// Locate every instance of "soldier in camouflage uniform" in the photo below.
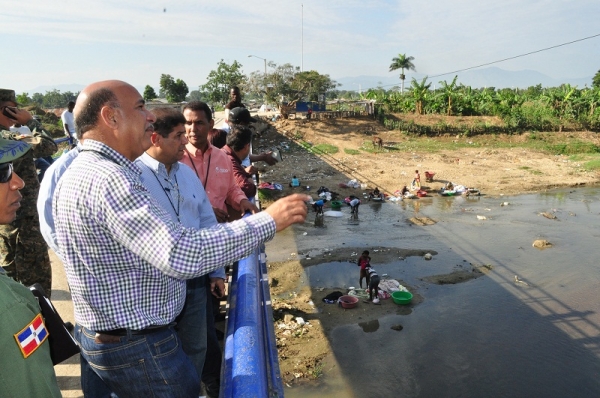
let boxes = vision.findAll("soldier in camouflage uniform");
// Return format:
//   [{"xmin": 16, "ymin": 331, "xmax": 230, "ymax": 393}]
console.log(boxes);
[{"xmin": 0, "ymin": 89, "xmax": 57, "ymax": 296}]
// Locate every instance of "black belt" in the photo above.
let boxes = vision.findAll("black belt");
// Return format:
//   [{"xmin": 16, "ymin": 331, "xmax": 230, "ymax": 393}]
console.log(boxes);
[{"xmin": 96, "ymin": 324, "xmax": 171, "ymax": 336}]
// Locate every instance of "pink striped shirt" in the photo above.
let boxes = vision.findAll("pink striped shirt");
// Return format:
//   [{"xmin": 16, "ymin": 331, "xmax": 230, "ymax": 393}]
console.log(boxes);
[{"xmin": 181, "ymin": 143, "xmax": 247, "ymax": 212}]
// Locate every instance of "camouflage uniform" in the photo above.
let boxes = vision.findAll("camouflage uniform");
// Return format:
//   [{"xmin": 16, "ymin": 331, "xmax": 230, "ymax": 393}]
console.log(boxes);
[{"xmin": 0, "ymin": 89, "xmax": 57, "ymax": 296}]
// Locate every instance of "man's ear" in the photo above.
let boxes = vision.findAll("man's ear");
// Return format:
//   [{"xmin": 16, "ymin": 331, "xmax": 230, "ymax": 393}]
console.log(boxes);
[
  {"xmin": 150, "ymin": 132, "xmax": 161, "ymax": 147},
  {"xmin": 100, "ymin": 106, "xmax": 118, "ymax": 129},
  {"xmin": 209, "ymin": 118, "xmax": 214, "ymax": 129}
]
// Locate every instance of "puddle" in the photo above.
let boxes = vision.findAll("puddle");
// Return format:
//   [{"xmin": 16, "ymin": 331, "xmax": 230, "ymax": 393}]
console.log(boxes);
[{"xmin": 271, "ymin": 187, "xmax": 600, "ymax": 397}]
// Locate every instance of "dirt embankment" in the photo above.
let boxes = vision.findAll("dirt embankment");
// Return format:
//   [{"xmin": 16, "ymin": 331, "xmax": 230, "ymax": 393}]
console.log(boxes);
[
  {"xmin": 254, "ymin": 115, "xmax": 600, "ymax": 201},
  {"xmin": 252, "ymin": 115, "xmax": 600, "ymax": 387}
]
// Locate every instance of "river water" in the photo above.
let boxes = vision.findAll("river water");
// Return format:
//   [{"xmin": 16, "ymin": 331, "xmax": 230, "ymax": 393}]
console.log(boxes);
[{"xmin": 267, "ymin": 187, "xmax": 600, "ymax": 398}]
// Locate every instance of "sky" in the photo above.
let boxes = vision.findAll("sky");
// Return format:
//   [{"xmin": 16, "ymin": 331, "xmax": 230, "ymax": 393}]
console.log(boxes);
[{"xmin": 1, "ymin": 0, "xmax": 599, "ymax": 94}]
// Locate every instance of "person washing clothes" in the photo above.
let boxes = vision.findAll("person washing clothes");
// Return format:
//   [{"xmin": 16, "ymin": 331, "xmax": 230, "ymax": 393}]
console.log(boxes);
[
  {"xmin": 366, "ymin": 264, "xmax": 381, "ymax": 303},
  {"xmin": 358, "ymin": 250, "xmax": 371, "ymax": 289},
  {"xmin": 289, "ymin": 175, "xmax": 300, "ymax": 187}
]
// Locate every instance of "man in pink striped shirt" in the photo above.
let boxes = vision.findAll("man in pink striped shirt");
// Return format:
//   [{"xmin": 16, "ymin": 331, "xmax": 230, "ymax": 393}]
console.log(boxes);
[{"xmin": 181, "ymin": 101, "xmax": 258, "ymax": 223}]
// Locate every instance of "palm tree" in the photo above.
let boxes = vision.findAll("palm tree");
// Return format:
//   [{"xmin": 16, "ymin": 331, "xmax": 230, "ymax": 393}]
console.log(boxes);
[{"xmin": 389, "ymin": 54, "xmax": 416, "ymax": 94}]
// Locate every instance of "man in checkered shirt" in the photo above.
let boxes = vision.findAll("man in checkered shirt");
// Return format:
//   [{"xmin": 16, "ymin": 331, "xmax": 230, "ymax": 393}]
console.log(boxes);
[{"xmin": 52, "ymin": 80, "xmax": 309, "ymax": 397}]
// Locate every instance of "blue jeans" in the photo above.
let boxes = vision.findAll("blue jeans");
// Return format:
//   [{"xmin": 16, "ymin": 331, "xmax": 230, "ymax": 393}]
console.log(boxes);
[
  {"xmin": 175, "ymin": 276, "xmax": 208, "ymax": 384},
  {"xmin": 76, "ymin": 327, "xmax": 114, "ymax": 398},
  {"xmin": 76, "ymin": 325, "xmax": 199, "ymax": 398},
  {"xmin": 202, "ymin": 281, "xmax": 222, "ymax": 396}
]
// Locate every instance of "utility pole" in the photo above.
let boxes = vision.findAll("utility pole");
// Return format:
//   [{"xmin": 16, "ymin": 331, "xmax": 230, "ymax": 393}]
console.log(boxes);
[
  {"xmin": 248, "ymin": 55, "xmax": 268, "ymax": 104},
  {"xmin": 301, "ymin": 4, "xmax": 304, "ymax": 72}
]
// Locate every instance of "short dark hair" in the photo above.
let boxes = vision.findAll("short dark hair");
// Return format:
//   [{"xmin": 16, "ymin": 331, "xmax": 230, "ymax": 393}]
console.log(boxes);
[
  {"xmin": 208, "ymin": 128, "xmax": 227, "ymax": 149},
  {"xmin": 152, "ymin": 107, "xmax": 186, "ymax": 138},
  {"xmin": 67, "ymin": 101, "xmax": 75, "ymax": 107},
  {"xmin": 230, "ymin": 86, "xmax": 240, "ymax": 93},
  {"xmin": 75, "ymin": 88, "xmax": 119, "ymax": 138},
  {"xmin": 362, "ymin": 250, "xmax": 369, "ymax": 256},
  {"xmin": 182, "ymin": 101, "xmax": 212, "ymax": 122},
  {"xmin": 226, "ymin": 125, "xmax": 253, "ymax": 152}
]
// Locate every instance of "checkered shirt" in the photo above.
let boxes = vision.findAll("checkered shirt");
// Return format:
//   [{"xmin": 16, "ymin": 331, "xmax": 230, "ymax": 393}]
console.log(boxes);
[{"xmin": 53, "ymin": 140, "xmax": 275, "ymax": 331}]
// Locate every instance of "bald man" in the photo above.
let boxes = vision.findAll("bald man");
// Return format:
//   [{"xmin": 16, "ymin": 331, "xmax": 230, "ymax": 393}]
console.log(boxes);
[{"xmin": 52, "ymin": 80, "xmax": 309, "ymax": 396}]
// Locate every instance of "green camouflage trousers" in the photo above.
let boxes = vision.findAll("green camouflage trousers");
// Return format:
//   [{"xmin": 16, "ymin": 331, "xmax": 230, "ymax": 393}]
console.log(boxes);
[{"xmin": 0, "ymin": 215, "xmax": 52, "ymax": 297}]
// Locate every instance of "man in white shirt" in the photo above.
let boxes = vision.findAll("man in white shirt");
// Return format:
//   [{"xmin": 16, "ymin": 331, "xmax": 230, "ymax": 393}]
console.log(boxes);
[
  {"xmin": 60, "ymin": 101, "xmax": 76, "ymax": 146},
  {"xmin": 9, "ymin": 123, "xmax": 32, "ymax": 136}
]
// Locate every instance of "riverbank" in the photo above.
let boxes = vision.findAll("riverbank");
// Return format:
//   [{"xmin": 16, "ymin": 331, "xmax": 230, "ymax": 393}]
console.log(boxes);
[{"xmin": 255, "ymin": 116, "xmax": 600, "ymax": 388}]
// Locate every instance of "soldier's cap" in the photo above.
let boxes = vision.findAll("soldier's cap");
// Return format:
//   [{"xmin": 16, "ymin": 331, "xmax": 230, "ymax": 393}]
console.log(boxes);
[
  {"xmin": 0, "ymin": 89, "xmax": 16, "ymax": 104},
  {"xmin": 229, "ymin": 107, "xmax": 257, "ymax": 124},
  {"xmin": 0, "ymin": 137, "xmax": 31, "ymax": 164}
]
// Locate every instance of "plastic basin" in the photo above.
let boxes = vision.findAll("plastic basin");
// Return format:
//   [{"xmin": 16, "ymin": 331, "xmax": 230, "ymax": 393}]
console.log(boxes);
[
  {"xmin": 338, "ymin": 295, "xmax": 359, "ymax": 309},
  {"xmin": 392, "ymin": 291, "xmax": 413, "ymax": 305},
  {"xmin": 330, "ymin": 200, "xmax": 343, "ymax": 210}
]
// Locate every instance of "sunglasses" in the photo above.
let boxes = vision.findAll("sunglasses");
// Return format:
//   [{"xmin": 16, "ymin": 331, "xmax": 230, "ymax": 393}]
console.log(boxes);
[{"xmin": 0, "ymin": 162, "xmax": 14, "ymax": 183}]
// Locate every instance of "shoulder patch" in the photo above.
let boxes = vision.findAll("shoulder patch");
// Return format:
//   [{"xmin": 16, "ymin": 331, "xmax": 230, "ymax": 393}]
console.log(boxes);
[{"xmin": 14, "ymin": 313, "xmax": 49, "ymax": 358}]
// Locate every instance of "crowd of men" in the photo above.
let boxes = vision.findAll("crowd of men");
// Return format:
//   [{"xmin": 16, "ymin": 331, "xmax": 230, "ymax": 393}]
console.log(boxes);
[{"xmin": 0, "ymin": 81, "xmax": 309, "ymax": 397}]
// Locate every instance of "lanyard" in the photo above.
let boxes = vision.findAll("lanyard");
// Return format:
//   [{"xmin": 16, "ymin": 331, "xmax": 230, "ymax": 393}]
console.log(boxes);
[
  {"xmin": 150, "ymin": 169, "xmax": 180, "ymax": 221},
  {"xmin": 185, "ymin": 148, "xmax": 211, "ymax": 187}
]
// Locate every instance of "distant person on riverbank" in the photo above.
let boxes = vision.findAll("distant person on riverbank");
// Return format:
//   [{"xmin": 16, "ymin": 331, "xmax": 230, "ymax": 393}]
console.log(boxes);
[
  {"xmin": 411, "ymin": 170, "xmax": 421, "ymax": 191},
  {"xmin": 224, "ymin": 86, "xmax": 245, "ymax": 126},
  {"xmin": 358, "ymin": 250, "xmax": 371, "ymax": 289},
  {"xmin": 312, "ymin": 198, "xmax": 326, "ymax": 215},
  {"xmin": 290, "ymin": 175, "xmax": 300, "ymax": 187},
  {"xmin": 365, "ymin": 264, "xmax": 381, "ymax": 303},
  {"xmin": 61, "ymin": 101, "xmax": 76, "ymax": 146}
]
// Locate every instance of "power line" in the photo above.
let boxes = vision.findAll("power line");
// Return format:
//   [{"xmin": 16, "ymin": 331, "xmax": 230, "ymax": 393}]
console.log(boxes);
[
  {"xmin": 429, "ymin": 32, "xmax": 600, "ymax": 79},
  {"xmin": 361, "ymin": 32, "xmax": 600, "ymax": 90}
]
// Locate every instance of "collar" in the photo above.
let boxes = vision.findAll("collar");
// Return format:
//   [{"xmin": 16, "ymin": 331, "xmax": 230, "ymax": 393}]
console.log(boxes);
[
  {"xmin": 138, "ymin": 152, "xmax": 179, "ymax": 176},
  {"xmin": 82, "ymin": 139, "xmax": 142, "ymax": 175},
  {"xmin": 185, "ymin": 142, "xmax": 214, "ymax": 157},
  {"xmin": 222, "ymin": 145, "xmax": 242, "ymax": 163}
]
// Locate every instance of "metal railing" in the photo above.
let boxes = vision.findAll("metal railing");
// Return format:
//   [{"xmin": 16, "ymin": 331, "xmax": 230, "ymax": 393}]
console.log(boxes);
[{"xmin": 221, "ymin": 244, "xmax": 284, "ymax": 397}]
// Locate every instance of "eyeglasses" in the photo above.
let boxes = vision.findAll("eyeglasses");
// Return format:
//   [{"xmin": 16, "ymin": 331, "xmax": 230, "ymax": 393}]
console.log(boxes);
[{"xmin": 0, "ymin": 162, "xmax": 14, "ymax": 183}]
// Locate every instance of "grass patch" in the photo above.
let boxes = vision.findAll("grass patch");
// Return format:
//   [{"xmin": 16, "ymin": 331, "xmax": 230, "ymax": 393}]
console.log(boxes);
[
  {"xmin": 344, "ymin": 148, "xmax": 360, "ymax": 155},
  {"xmin": 257, "ymin": 189, "xmax": 273, "ymax": 202},
  {"xmin": 583, "ymin": 158, "xmax": 600, "ymax": 171},
  {"xmin": 312, "ymin": 144, "xmax": 339, "ymax": 154},
  {"xmin": 299, "ymin": 141, "xmax": 313, "ymax": 150},
  {"xmin": 518, "ymin": 166, "xmax": 542, "ymax": 175},
  {"xmin": 310, "ymin": 362, "xmax": 324, "ymax": 379}
]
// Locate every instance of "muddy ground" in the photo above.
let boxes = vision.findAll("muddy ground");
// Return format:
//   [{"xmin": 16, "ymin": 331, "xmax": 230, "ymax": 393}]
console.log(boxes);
[{"xmin": 251, "ymin": 114, "xmax": 600, "ymax": 386}]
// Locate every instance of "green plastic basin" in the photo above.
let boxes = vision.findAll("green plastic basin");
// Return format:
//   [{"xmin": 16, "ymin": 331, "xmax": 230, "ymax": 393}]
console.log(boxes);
[{"xmin": 392, "ymin": 290, "xmax": 413, "ymax": 305}]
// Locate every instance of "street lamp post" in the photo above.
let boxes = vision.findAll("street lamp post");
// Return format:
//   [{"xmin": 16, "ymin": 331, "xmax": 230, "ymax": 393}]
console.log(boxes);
[{"xmin": 248, "ymin": 55, "xmax": 267, "ymax": 105}]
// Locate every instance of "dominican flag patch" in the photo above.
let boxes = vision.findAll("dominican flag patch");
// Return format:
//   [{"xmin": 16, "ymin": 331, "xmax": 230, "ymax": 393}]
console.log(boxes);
[{"xmin": 14, "ymin": 313, "xmax": 49, "ymax": 358}]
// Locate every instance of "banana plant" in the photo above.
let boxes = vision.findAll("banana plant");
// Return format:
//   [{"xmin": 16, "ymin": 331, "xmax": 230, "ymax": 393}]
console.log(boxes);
[
  {"xmin": 410, "ymin": 77, "xmax": 432, "ymax": 115},
  {"xmin": 438, "ymin": 75, "xmax": 459, "ymax": 116}
]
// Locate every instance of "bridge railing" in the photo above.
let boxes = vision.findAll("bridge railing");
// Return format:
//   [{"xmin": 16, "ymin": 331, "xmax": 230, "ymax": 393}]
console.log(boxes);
[{"xmin": 221, "ymin": 243, "xmax": 284, "ymax": 398}]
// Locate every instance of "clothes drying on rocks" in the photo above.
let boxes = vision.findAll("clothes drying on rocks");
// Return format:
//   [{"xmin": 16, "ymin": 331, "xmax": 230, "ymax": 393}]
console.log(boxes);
[{"xmin": 322, "ymin": 291, "xmax": 344, "ymax": 303}]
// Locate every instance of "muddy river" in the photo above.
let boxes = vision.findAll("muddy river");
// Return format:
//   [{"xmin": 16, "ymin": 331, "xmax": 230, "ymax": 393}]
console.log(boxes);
[{"xmin": 266, "ymin": 188, "xmax": 600, "ymax": 397}]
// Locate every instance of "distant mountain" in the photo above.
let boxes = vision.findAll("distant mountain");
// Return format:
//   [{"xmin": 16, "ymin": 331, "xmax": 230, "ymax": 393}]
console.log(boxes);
[
  {"xmin": 26, "ymin": 84, "xmax": 86, "ymax": 94},
  {"xmin": 335, "ymin": 67, "xmax": 593, "ymax": 91},
  {"xmin": 24, "ymin": 84, "xmax": 150, "ymax": 97}
]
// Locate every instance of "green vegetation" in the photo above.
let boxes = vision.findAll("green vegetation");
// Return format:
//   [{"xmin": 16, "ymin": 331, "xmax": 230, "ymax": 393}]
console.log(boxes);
[
  {"xmin": 371, "ymin": 80, "xmax": 600, "ymax": 133},
  {"xmin": 583, "ymin": 158, "xmax": 600, "ymax": 171},
  {"xmin": 519, "ymin": 166, "xmax": 543, "ymax": 175},
  {"xmin": 344, "ymin": 148, "xmax": 361, "ymax": 155},
  {"xmin": 312, "ymin": 144, "xmax": 339, "ymax": 154},
  {"xmin": 201, "ymin": 59, "xmax": 246, "ymax": 104},
  {"xmin": 310, "ymin": 362, "xmax": 324, "ymax": 379},
  {"xmin": 159, "ymin": 74, "xmax": 189, "ymax": 103},
  {"xmin": 143, "ymin": 85, "xmax": 157, "ymax": 101},
  {"xmin": 389, "ymin": 53, "xmax": 416, "ymax": 94}
]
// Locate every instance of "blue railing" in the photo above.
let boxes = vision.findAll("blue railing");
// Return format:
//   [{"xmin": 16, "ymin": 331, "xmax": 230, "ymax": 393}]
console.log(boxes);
[
  {"xmin": 221, "ymin": 243, "xmax": 284, "ymax": 398},
  {"xmin": 54, "ymin": 136, "xmax": 71, "ymax": 144}
]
